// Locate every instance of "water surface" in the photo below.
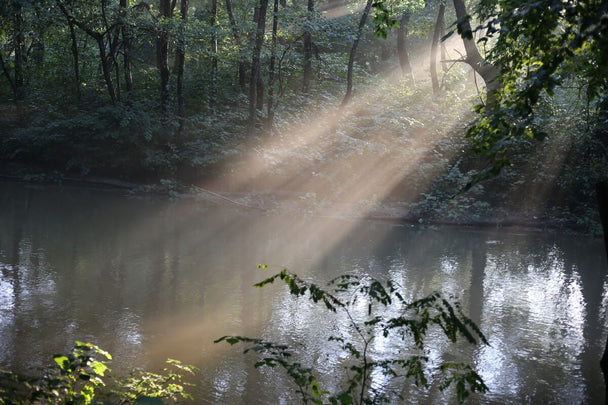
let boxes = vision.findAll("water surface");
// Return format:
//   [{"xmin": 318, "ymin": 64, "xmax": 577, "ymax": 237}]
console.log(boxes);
[{"xmin": 0, "ymin": 182, "xmax": 606, "ymax": 403}]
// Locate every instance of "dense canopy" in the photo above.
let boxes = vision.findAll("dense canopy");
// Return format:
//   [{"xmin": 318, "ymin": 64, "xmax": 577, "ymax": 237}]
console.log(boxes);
[{"xmin": 1, "ymin": 0, "xmax": 607, "ymax": 230}]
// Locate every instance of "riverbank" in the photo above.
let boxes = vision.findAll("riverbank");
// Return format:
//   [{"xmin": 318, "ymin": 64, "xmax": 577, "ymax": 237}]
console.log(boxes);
[
  {"xmin": 1, "ymin": 173, "xmax": 592, "ymax": 235},
  {"xmin": 190, "ymin": 187, "xmax": 585, "ymax": 234}
]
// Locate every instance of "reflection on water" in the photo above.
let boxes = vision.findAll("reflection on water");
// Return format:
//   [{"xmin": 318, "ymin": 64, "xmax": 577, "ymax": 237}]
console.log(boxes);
[
  {"xmin": 478, "ymin": 246, "xmax": 590, "ymax": 403},
  {"xmin": 0, "ymin": 182, "xmax": 607, "ymax": 403}
]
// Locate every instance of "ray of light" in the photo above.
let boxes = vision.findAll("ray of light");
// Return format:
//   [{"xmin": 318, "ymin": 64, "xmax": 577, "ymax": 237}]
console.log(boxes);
[
  {"xmin": 199, "ymin": 54, "xmax": 478, "ymax": 276},
  {"xmin": 507, "ymin": 125, "xmax": 575, "ymax": 218}
]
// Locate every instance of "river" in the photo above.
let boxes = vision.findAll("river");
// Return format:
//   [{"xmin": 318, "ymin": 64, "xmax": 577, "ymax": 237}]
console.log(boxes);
[{"xmin": 0, "ymin": 182, "xmax": 606, "ymax": 403}]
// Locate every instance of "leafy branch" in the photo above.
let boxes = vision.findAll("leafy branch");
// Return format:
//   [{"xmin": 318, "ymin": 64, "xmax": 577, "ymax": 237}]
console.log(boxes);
[
  {"xmin": 0, "ymin": 343, "xmax": 197, "ymax": 405},
  {"xmin": 217, "ymin": 267, "xmax": 489, "ymax": 404}
]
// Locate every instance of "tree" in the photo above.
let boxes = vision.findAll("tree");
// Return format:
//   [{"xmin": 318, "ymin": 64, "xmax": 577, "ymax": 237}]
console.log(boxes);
[
  {"xmin": 430, "ymin": 2, "xmax": 445, "ymax": 96},
  {"xmin": 11, "ymin": 0, "xmax": 25, "ymax": 102},
  {"xmin": 65, "ymin": 9, "xmax": 81, "ymax": 100},
  {"xmin": 341, "ymin": 0, "xmax": 374, "ymax": 106},
  {"xmin": 302, "ymin": 0, "xmax": 314, "ymax": 94},
  {"xmin": 248, "ymin": 0, "xmax": 269, "ymax": 129},
  {"xmin": 375, "ymin": 0, "xmax": 498, "ymax": 103},
  {"xmin": 396, "ymin": 12, "xmax": 414, "ymax": 83},
  {"xmin": 461, "ymin": 0, "xmax": 607, "ymax": 180},
  {"xmin": 0, "ymin": 0, "xmax": 31, "ymax": 104},
  {"xmin": 120, "ymin": 0, "xmax": 133, "ymax": 97},
  {"xmin": 224, "ymin": 0, "xmax": 246, "ymax": 90},
  {"xmin": 175, "ymin": 0, "xmax": 189, "ymax": 140},
  {"xmin": 450, "ymin": 0, "xmax": 500, "ymax": 105},
  {"xmin": 56, "ymin": 0, "xmax": 120, "ymax": 103},
  {"xmin": 267, "ymin": 0, "xmax": 280, "ymax": 131},
  {"xmin": 388, "ymin": 0, "xmax": 426, "ymax": 85},
  {"xmin": 449, "ymin": 0, "xmax": 608, "ymax": 396},
  {"xmin": 209, "ymin": 0, "xmax": 219, "ymax": 112},
  {"xmin": 157, "ymin": 0, "xmax": 173, "ymax": 114}
]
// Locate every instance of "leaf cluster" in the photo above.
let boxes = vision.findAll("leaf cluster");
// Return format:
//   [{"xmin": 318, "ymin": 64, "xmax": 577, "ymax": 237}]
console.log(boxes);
[
  {"xmin": 217, "ymin": 267, "xmax": 488, "ymax": 404},
  {"xmin": 462, "ymin": 0, "xmax": 608, "ymax": 180},
  {"xmin": 371, "ymin": 1, "xmax": 400, "ymax": 39},
  {"xmin": 112, "ymin": 359, "xmax": 197, "ymax": 404},
  {"xmin": 0, "ymin": 342, "xmax": 197, "ymax": 405}
]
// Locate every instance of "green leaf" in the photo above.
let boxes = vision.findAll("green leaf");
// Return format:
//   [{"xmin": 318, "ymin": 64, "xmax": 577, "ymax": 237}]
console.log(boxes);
[
  {"xmin": 53, "ymin": 355, "xmax": 70, "ymax": 371},
  {"xmin": 90, "ymin": 361, "xmax": 108, "ymax": 376},
  {"xmin": 336, "ymin": 391, "xmax": 353, "ymax": 404}
]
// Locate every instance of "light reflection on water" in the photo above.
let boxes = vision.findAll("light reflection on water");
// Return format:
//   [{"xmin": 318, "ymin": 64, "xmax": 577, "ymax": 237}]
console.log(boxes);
[
  {"xmin": 478, "ymin": 246, "xmax": 591, "ymax": 403},
  {"xmin": 0, "ymin": 182, "xmax": 607, "ymax": 403}
]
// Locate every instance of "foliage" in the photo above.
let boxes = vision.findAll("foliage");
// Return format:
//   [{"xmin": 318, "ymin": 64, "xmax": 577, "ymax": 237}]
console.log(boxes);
[
  {"xmin": 216, "ymin": 266, "xmax": 488, "ymax": 404},
  {"xmin": 111, "ymin": 359, "xmax": 197, "ymax": 404},
  {"xmin": 0, "ymin": 0, "xmax": 603, "ymax": 232},
  {"xmin": 50, "ymin": 341, "xmax": 111, "ymax": 405},
  {"xmin": 460, "ymin": 0, "xmax": 608, "ymax": 179},
  {"xmin": 0, "ymin": 342, "xmax": 197, "ymax": 405},
  {"xmin": 371, "ymin": 1, "xmax": 400, "ymax": 39}
]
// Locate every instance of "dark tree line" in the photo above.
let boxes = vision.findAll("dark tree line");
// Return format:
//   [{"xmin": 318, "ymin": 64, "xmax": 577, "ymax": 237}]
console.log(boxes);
[{"xmin": 5, "ymin": 0, "xmax": 592, "ymax": 184}]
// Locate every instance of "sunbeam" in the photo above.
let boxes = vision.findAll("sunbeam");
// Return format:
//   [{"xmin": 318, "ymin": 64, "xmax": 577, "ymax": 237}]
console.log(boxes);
[{"xmin": 198, "ymin": 37, "xmax": 479, "ymax": 272}]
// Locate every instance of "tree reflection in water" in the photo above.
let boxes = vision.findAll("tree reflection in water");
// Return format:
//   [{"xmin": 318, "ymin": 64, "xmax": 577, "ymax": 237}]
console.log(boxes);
[{"xmin": 0, "ymin": 183, "xmax": 606, "ymax": 403}]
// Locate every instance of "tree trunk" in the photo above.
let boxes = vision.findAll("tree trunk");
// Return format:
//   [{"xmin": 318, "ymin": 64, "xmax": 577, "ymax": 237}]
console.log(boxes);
[
  {"xmin": 256, "ymin": 67, "xmax": 265, "ymax": 111},
  {"xmin": 102, "ymin": 0, "xmax": 121, "ymax": 101},
  {"xmin": 12, "ymin": 1, "xmax": 25, "ymax": 102},
  {"xmin": 440, "ymin": 9, "xmax": 448, "ymax": 73},
  {"xmin": 452, "ymin": 0, "xmax": 500, "ymax": 106},
  {"xmin": 430, "ymin": 3, "xmax": 445, "ymax": 96},
  {"xmin": 267, "ymin": 0, "xmax": 279, "ymax": 132},
  {"xmin": 67, "ymin": 18, "xmax": 81, "ymax": 100},
  {"xmin": 302, "ymin": 0, "xmax": 314, "ymax": 94},
  {"xmin": 341, "ymin": 0, "xmax": 373, "ymax": 107},
  {"xmin": 97, "ymin": 36, "xmax": 117, "ymax": 103},
  {"xmin": 30, "ymin": 5, "xmax": 45, "ymax": 71},
  {"xmin": 396, "ymin": 12, "xmax": 413, "ymax": 84},
  {"xmin": 56, "ymin": 0, "xmax": 117, "ymax": 103},
  {"xmin": 248, "ymin": 0, "xmax": 269, "ymax": 129},
  {"xmin": 114, "ymin": 59, "xmax": 121, "ymax": 100},
  {"xmin": 224, "ymin": 0, "xmax": 246, "ymax": 90},
  {"xmin": 210, "ymin": 0, "xmax": 218, "ymax": 112},
  {"xmin": 157, "ymin": 0, "xmax": 173, "ymax": 113},
  {"xmin": 176, "ymin": 0, "xmax": 189, "ymax": 142},
  {"xmin": 108, "ymin": 8, "xmax": 122, "ymax": 101},
  {"xmin": 120, "ymin": 0, "xmax": 133, "ymax": 96},
  {"xmin": 0, "ymin": 52, "xmax": 17, "ymax": 99}
]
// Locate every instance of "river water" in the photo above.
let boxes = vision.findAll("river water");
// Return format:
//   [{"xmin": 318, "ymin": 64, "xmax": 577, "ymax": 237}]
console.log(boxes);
[{"xmin": 0, "ymin": 182, "xmax": 607, "ymax": 403}]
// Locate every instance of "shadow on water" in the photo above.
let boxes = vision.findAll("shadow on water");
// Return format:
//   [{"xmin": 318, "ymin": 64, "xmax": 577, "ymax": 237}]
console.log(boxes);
[{"xmin": 0, "ymin": 182, "xmax": 606, "ymax": 403}]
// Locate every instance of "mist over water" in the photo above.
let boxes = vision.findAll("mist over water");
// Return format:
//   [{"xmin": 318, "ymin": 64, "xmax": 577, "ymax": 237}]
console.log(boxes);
[{"xmin": 0, "ymin": 182, "xmax": 606, "ymax": 403}]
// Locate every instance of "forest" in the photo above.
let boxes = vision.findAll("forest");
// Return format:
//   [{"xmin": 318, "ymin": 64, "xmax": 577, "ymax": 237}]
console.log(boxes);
[
  {"xmin": 2, "ymin": 1, "xmax": 608, "ymax": 403},
  {"xmin": 0, "ymin": 0, "xmax": 607, "ymax": 230}
]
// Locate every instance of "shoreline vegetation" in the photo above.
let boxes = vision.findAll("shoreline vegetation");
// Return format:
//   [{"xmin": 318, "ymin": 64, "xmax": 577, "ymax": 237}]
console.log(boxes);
[
  {"xmin": 0, "ymin": 172, "xmax": 589, "ymax": 235},
  {"xmin": 2, "ymin": 74, "xmax": 602, "ymax": 236},
  {"xmin": 0, "ymin": 0, "xmax": 605, "ymax": 236}
]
